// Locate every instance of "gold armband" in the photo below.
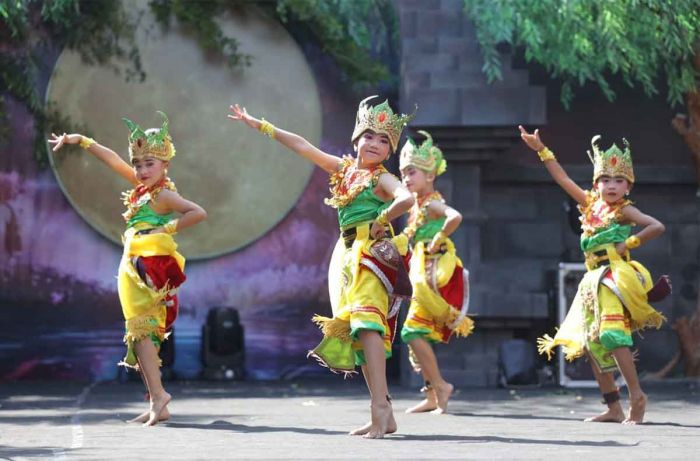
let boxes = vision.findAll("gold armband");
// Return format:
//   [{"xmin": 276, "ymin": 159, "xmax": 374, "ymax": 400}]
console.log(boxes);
[
  {"xmin": 259, "ymin": 118, "xmax": 276, "ymax": 139},
  {"xmin": 537, "ymin": 147, "xmax": 556, "ymax": 162},
  {"xmin": 433, "ymin": 230, "xmax": 447, "ymax": 245},
  {"xmin": 375, "ymin": 209, "xmax": 390, "ymax": 226},
  {"xmin": 163, "ymin": 219, "xmax": 179, "ymax": 235},
  {"xmin": 624, "ymin": 235, "xmax": 641, "ymax": 250},
  {"xmin": 79, "ymin": 136, "xmax": 96, "ymax": 150}
]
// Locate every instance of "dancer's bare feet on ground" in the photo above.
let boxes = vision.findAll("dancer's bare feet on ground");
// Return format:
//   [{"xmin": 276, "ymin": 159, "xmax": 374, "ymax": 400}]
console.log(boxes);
[
  {"xmin": 406, "ymin": 388, "xmax": 437, "ymax": 413},
  {"xmin": 144, "ymin": 391, "xmax": 171, "ymax": 426},
  {"xmin": 623, "ymin": 393, "xmax": 647, "ymax": 425},
  {"xmin": 349, "ymin": 411, "xmax": 397, "ymax": 437},
  {"xmin": 350, "ymin": 401, "xmax": 397, "ymax": 438},
  {"xmin": 128, "ymin": 405, "xmax": 171, "ymax": 424},
  {"xmin": 364, "ymin": 400, "xmax": 395, "ymax": 439},
  {"xmin": 584, "ymin": 403, "xmax": 625, "ymax": 423},
  {"xmin": 431, "ymin": 382, "xmax": 454, "ymax": 414}
]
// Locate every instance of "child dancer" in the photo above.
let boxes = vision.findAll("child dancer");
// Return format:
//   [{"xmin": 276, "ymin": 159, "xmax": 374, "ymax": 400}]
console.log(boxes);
[
  {"xmin": 228, "ymin": 96, "xmax": 415, "ymax": 438},
  {"xmin": 519, "ymin": 126, "xmax": 669, "ymax": 425},
  {"xmin": 398, "ymin": 131, "xmax": 474, "ymax": 414},
  {"xmin": 49, "ymin": 112, "xmax": 207, "ymax": 426}
]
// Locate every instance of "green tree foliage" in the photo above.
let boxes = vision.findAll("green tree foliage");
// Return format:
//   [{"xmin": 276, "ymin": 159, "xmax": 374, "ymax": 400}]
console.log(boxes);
[
  {"xmin": 276, "ymin": 0, "xmax": 397, "ymax": 87},
  {"xmin": 463, "ymin": 0, "xmax": 700, "ymax": 108},
  {"xmin": 149, "ymin": 0, "xmax": 252, "ymax": 70},
  {"xmin": 1, "ymin": 0, "xmax": 143, "ymax": 164},
  {"xmin": 1, "ymin": 0, "xmax": 394, "ymax": 166}
]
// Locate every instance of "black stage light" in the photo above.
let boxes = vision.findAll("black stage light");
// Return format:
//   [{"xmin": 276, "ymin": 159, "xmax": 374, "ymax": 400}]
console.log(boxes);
[{"xmin": 201, "ymin": 306, "xmax": 245, "ymax": 380}]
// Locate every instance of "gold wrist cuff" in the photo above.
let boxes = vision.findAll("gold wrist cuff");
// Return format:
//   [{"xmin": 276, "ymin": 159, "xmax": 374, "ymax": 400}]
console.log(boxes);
[
  {"xmin": 259, "ymin": 118, "xmax": 276, "ymax": 139},
  {"xmin": 625, "ymin": 235, "xmax": 641, "ymax": 249},
  {"xmin": 163, "ymin": 219, "xmax": 179, "ymax": 235},
  {"xmin": 79, "ymin": 136, "xmax": 96, "ymax": 150},
  {"xmin": 375, "ymin": 209, "xmax": 390, "ymax": 226},
  {"xmin": 433, "ymin": 230, "xmax": 447, "ymax": 245},
  {"xmin": 537, "ymin": 147, "xmax": 555, "ymax": 162}
]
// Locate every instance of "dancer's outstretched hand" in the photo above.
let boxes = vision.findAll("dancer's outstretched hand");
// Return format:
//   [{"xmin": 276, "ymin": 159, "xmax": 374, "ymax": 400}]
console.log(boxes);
[
  {"xmin": 48, "ymin": 132, "xmax": 81, "ymax": 152},
  {"xmin": 518, "ymin": 125, "xmax": 545, "ymax": 152},
  {"xmin": 228, "ymin": 104, "xmax": 257, "ymax": 129}
]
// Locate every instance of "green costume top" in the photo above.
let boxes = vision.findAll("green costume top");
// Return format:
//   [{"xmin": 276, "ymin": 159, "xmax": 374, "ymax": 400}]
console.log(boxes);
[
  {"xmin": 578, "ymin": 190, "xmax": 633, "ymax": 253},
  {"xmin": 403, "ymin": 191, "xmax": 445, "ymax": 243},
  {"xmin": 127, "ymin": 203, "xmax": 175, "ymax": 229},
  {"xmin": 122, "ymin": 177, "xmax": 177, "ymax": 228},
  {"xmin": 325, "ymin": 156, "xmax": 392, "ymax": 230}
]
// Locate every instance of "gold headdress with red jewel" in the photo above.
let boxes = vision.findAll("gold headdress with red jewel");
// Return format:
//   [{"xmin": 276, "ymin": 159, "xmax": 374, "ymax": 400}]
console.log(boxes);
[
  {"xmin": 399, "ymin": 130, "xmax": 446, "ymax": 175},
  {"xmin": 351, "ymin": 95, "xmax": 416, "ymax": 153},
  {"xmin": 122, "ymin": 111, "xmax": 176, "ymax": 162},
  {"xmin": 587, "ymin": 135, "xmax": 634, "ymax": 184}
]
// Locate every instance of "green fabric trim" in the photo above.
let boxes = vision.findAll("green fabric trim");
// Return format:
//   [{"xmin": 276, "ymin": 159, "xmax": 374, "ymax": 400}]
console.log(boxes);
[
  {"xmin": 588, "ymin": 341, "xmax": 618, "ymax": 373},
  {"xmin": 338, "ymin": 187, "xmax": 390, "ymax": 229},
  {"xmin": 354, "ymin": 347, "xmax": 392, "ymax": 366},
  {"xmin": 400, "ymin": 326, "xmax": 433, "ymax": 344},
  {"xmin": 581, "ymin": 223, "xmax": 631, "ymax": 252},
  {"xmin": 127, "ymin": 203, "xmax": 174, "ymax": 229},
  {"xmin": 309, "ymin": 336, "xmax": 356, "ymax": 372},
  {"xmin": 350, "ymin": 320, "xmax": 386, "ymax": 340},
  {"xmin": 600, "ymin": 329, "xmax": 633, "ymax": 351},
  {"xmin": 414, "ymin": 217, "xmax": 446, "ymax": 242}
]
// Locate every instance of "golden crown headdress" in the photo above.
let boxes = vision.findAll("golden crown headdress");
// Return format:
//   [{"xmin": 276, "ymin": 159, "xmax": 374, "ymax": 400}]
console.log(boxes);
[
  {"xmin": 399, "ymin": 130, "xmax": 446, "ymax": 175},
  {"xmin": 122, "ymin": 111, "xmax": 176, "ymax": 162},
  {"xmin": 351, "ymin": 95, "xmax": 416, "ymax": 153},
  {"xmin": 586, "ymin": 135, "xmax": 634, "ymax": 184}
]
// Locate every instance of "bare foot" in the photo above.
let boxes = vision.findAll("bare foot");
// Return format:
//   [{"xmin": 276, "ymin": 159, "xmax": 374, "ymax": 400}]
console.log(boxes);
[
  {"xmin": 127, "ymin": 405, "xmax": 171, "ymax": 424},
  {"xmin": 623, "ymin": 393, "xmax": 647, "ymax": 425},
  {"xmin": 406, "ymin": 388, "xmax": 438, "ymax": 413},
  {"xmin": 349, "ymin": 412, "xmax": 397, "ymax": 436},
  {"xmin": 363, "ymin": 400, "xmax": 395, "ymax": 439},
  {"xmin": 584, "ymin": 404, "xmax": 625, "ymax": 423},
  {"xmin": 431, "ymin": 382, "xmax": 454, "ymax": 414},
  {"xmin": 405, "ymin": 398, "xmax": 438, "ymax": 414},
  {"xmin": 144, "ymin": 392, "xmax": 171, "ymax": 427}
]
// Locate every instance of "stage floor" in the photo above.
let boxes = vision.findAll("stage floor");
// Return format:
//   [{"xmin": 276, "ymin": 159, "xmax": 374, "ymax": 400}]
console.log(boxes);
[{"xmin": 1, "ymin": 380, "xmax": 698, "ymax": 459}]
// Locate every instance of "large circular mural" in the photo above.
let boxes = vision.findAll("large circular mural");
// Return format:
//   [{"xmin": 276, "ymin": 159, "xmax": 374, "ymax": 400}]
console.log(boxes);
[{"xmin": 47, "ymin": 3, "xmax": 320, "ymax": 259}]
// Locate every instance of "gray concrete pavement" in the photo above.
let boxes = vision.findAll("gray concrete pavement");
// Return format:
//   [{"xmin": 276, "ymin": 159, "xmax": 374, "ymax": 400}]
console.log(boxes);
[{"xmin": 1, "ymin": 380, "xmax": 699, "ymax": 460}]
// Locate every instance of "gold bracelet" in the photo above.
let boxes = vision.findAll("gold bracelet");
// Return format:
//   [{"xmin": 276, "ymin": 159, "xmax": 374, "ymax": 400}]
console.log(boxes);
[
  {"xmin": 163, "ymin": 219, "xmax": 179, "ymax": 235},
  {"xmin": 259, "ymin": 118, "xmax": 276, "ymax": 139},
  {"xmin": 79, "ymin": 136, "xmax": 96, "ymax": 150},
  {"xmin": 375, "ymin": 209, "xmax": 390, "ymax": 226},
  {"xmin": 537, "ymin": 147, "xmax": 556, "ymax": 162},
  {"xmin": 625, "ymin": 235, "xmax": 641, "ymax": 249},
  {"xmin": 431, "ymin": 230, "xmax": 447, "ymax": 247}
]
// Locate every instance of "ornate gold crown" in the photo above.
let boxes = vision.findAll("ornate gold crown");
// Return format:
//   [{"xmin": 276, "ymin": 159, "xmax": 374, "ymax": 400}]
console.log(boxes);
[
  {"xmin": 122, "ymin": 111, "xmax": 176, "ymax": 162},
  {"xmin": 399, "ymin": 130, "xmax": 446, "ymax": 175},
  {"xmin": 351, "ymin": 95, "xmax": 416, "ymax": 153},
  {"xmin": 587, "ymin": 135, "xmax": 634, "ymax": 184}
]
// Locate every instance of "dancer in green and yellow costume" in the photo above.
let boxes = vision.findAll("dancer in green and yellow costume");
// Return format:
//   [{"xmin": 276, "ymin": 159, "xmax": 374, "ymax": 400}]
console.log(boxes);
[
  {"xmin": 228, "ymin": 96, "xmax": 415, "ymax": 439},
  {"xmin": 49, "ymin": 113, "xmax": 207, "ymax": 426},
  {"xmin": 519, "ymin": 126, "xmax": 670, "ymax": 425},
  {"xmin": 399, "ymin": 131, "xmax": 474, "ymax": 414}
]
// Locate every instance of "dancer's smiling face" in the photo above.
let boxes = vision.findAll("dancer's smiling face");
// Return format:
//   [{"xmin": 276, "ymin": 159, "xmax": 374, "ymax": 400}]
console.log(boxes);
[
  {"xmin": 355, "ymin": 130, "xmax": 391, "ymax": 167},
  {"xmin": 401, "ymin": 165, "xmax": 434, "ymax": 195},
  {"xmin": 132, "ymin": 156, "xmax": 168, "ymax": 188},
  {"xmin": 596, "ymin": 175, "xmax": 631, "ymax": 203}
]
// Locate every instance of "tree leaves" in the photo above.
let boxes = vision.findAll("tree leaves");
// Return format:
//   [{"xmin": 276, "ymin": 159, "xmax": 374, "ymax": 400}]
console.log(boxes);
[{"xmin": 464, "ymin": 0, "xmax": 700, "ymax": 109}]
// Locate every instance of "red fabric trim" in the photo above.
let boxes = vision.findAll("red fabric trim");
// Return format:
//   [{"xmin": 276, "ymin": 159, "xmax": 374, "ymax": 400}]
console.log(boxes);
[
  {"xmin": 361, "ymin": 254, "xmax": 398, "ymax": 286},
  {"xmin": 138, "ymin": 255, "xmax": 185, "ymax": 331},
  {"xmin": 438, "ymin": 262, "xmax": 464, "ymax": 308}
]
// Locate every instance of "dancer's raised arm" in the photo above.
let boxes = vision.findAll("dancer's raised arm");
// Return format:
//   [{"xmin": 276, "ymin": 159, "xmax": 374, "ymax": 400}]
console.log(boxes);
[
  {"xmin": 518, "ymin": 125, "xmax": 587, "ymax": 205},
  {"xmin": 48, "ymin": 132, "xmax": 137, "ymax": 185},
  {"xmin": 228, "ymin": 104, "xmax": 341, "ymax": 174}
]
